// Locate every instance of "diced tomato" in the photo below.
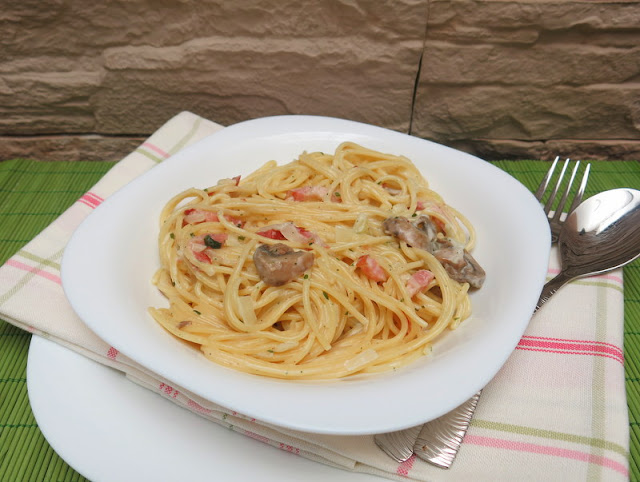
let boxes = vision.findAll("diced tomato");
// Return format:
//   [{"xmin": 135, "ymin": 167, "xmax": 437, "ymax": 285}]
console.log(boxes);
[
  {"xmin": 257, "ymin": 223, "xmax": 325, "ymax": 247},
  {"xmin": 256, "ymin": 229, "xmax": 287, "ymax": 240},
  {"xmin": 232, "ymin": 175, "xmax": 241, "ymax": 186},
  {"xmin": 416, "ymin": 200, "xmax": 426, "ymax": 211},
  {"xmin": 192, "ymin": 249, "xmax": 212, "ymax": 263},
  {"xmin": 356, "ymin": 255, "xmax": 388, "ymax": 282},
  {"xmin": 406, "ymin": 270, "xmax": 435, "ymax": 297},
  {"xmin": 296, "ymin": 227, "xmax": 313, "ymax": 238},
  {"xmin": 257, "ymin": 225, "xmax": 312, "ymax": 241}
]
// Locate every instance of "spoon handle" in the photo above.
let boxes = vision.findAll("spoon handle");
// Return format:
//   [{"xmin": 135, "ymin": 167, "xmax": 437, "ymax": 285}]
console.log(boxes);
[{"xmin": 534, "ymin": 271, "xmax": 573, "ymax": 313}]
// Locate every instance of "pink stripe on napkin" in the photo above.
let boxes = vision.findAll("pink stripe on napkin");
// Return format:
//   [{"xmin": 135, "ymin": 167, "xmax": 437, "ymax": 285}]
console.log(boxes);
[
  {"xmin": 517, "ymin": 336, "xmax": 624, "ymax": 364},
  {"xmin": 465, "ymin": 435, "xmax": 628, "ymax": 477},
  {"xmin": 5, "ymin": 259, "xmax": 61, "ymax": 285},
  {"xmin": 142, "ymin": 141, "xmax": 170, "ymax": 159},
  {"xmin": 77, "ymin": 192, "xmax": 104, "ymax": 209}
]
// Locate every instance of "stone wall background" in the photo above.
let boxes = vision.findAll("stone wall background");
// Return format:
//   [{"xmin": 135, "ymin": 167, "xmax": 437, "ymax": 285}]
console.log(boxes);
[{"xmin": 1, "ymin": 0, "xmax": 639, "ymax": 161}]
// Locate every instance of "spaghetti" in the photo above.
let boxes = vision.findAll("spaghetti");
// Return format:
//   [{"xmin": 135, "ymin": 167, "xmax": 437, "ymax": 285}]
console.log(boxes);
[{"xmin": 149, "ymin": 142, "xmax": 484, "ymax": 380}]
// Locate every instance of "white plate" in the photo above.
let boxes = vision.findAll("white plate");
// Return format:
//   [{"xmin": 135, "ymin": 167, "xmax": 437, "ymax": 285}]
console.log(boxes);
[
  {"xmin": 61, "ymin": 115, "xmax": 551, "ymax": 435},
  {"xmin": 26, "ymin": 335, "xmax": 376, "ymax": 482}
]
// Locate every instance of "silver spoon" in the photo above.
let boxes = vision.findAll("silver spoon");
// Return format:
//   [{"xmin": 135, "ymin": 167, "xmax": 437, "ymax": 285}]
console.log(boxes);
[
  {"xmin": 537, "ymin": 187, "xmax": 640, "ymax": 307},
  {"xmin": 377, "ymin": 188, "xmax": 640, "ymax": 468}
]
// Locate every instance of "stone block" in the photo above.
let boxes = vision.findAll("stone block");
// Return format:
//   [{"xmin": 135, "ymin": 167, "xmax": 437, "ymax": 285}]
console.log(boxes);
[
  {"xmin": 412, "ymin": 84, "xmax": 640, "ymax": 140},
  {"xmin": 93, "ymin": 36, "xmax": 423, "ymax": 134},
  {"xmin": 420, "ymin": 42, "xmax": 640, "ymax": 86},
  {"xmin": 429, "ymin": 1, "xmax": 640, "ymax": 36},
  {"xmin": 448, "ymin": 138, "xmax": 640, "ymax": 161}
]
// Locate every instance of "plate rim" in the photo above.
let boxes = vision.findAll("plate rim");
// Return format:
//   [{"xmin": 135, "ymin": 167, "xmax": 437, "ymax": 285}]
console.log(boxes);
[{"xmin": 61, "ymin": 114, "xmax": 551, "ymax": 435}]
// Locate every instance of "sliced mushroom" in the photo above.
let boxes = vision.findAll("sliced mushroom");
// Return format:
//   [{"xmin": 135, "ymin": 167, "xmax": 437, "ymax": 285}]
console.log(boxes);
[
  {"xmin": 253, "ymin": 243, "xmax": 314, "ymax": 286},
  {"xmin": 383, "ymin": 216, "xmax": 486, "ymax": 289},
  {"xmin": 382, "ymin": 216, "xmax": 432, "ymax": 251}
]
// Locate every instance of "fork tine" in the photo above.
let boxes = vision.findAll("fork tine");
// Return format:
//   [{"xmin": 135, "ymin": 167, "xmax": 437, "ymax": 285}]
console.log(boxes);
[
  {"xmin": 543, "ymin": 158, "xmax": 570, "ymax": 215},
  {"xmin": 566, "ymin": 163, "xmax": 591, "ymax": 216},
  {"xmin": 551, "ymin": 160, "xmax": 581, "ymax": 224},
  {"xmin": 534, "ymin": 156, "xmax": 559, "ymax": 201}
]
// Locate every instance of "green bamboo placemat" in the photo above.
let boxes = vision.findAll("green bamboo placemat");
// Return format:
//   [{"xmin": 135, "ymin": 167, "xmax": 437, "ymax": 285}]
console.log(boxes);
[
  {"xmin": 0, "ymin": 160, "xmax": 114, "ymax": 482},
  {"xmin": 0, "ymin": 158, "xmax": 638, "ymax": 481}
]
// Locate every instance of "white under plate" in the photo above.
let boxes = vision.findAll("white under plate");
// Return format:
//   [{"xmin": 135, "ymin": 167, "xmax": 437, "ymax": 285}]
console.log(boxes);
[
  {"xmin": 61, "ymin": 115, "xmax": 550, "ymax": 435},
  {"xmin": 26, "ymin": 336, "xmax": 377, "ymax": 482}
]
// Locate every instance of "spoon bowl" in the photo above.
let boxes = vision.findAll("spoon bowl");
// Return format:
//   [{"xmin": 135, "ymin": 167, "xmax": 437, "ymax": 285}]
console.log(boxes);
[
  {"xmin": 538, "ymin": 188, "xmax": 640, "ymax": 307},
  {"xmin": 559, "ymin": 188, "xmax": 640, "ymax": 277}
]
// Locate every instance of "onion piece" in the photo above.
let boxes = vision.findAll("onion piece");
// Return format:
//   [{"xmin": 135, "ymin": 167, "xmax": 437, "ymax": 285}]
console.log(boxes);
[
  {"xmin": 344, "ymin": 349, "xmax": 379, "ymax": 372},
  {"xmin": 237, "ymin": 296, "xmax": 258, "ymax": 326}
]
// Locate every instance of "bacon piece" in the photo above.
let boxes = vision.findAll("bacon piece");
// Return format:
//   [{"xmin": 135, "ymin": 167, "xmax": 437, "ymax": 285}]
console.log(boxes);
[
  {"xmin": 356, "ymin": 255, "xmax": 388, "ymax": 282},
  {"xmin": 406, "ymin": 270, "xmax": 435, "ymax": 297},
  {"xmin": 189, "ymin": 233, "xmax": 228, "ymax": 263},
  {"xmin": 287, "ymin": 186, "xmax": 342, "ymax": 203},
  {"xmin": 287, "ymin": 186, "xmax": 328, "ymax": 201},
  {"xmin": 183, "ymin": 209, "xmax": 244, "ymax": 228}
]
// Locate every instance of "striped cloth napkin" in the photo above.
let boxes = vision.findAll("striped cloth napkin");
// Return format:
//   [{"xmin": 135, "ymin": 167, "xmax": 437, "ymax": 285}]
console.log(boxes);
[{"xmin": 0, "ymin": 112, "xmax": 629, "ymax": 480}]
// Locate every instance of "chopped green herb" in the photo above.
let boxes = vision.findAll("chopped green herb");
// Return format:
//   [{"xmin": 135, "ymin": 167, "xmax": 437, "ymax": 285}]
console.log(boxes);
[
  {"xmin": 323, "ymin": 291, "xmax": 329, "ymax": 300},
  {"xmin": 204, "ymin": 234, "xmax": 222, "ymax": 249},
  {"xmin": 171, "ymin": 281, "xmax": 175, "ymax": 286},
  {"xmin": 303, "ymin": 274, "xmax": 309, "ymax": 279},
  {"xmin": 267, "ymin": 349, "xmax": 274, "ymax": 353},
  {"xmin": 334, "ymin": 192, "xmax": 341, "ymax": 197},
  {"xmin": 412, "ymin": 213, "xmax": 417, "ymax": 217},
  {"xmin": 169, "ymin": 233, "xmax": 175, "ymax": 239},
  {"xmin": 193, "ymin": 310, "xmax": 201, "ymax": 315},
  {"xmin": 238, "ymin": 235, "xmax": 246, "ymax": 241},
  {"xmin": 204, "ymin": 188, "xmax": 208, "ymax": 192},
  {"xmin": 190, "ymin": 232, "xmax": 195, "ymax": 237}
]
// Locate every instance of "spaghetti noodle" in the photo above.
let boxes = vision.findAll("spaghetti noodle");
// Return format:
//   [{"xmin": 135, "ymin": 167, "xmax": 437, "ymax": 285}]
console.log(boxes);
[{"xmin": 149, "ymin": 142, "xmax": 484, "ymax": 380}]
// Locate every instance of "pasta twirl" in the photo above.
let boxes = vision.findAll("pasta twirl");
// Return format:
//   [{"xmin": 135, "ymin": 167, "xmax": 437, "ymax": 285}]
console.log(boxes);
[{"xmin": 149, "ymin": 142, "xmax": 484, "ymax": 380}]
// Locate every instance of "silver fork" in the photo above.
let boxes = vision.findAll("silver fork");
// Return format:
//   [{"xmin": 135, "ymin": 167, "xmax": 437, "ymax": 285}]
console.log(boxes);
[
  {"xmin": 535, "ymin": 156, "xmax": 591, "ymax": 243},
  {"xmin": 375, "ymin": 156, "xmax": 591, "ymax": 468}
]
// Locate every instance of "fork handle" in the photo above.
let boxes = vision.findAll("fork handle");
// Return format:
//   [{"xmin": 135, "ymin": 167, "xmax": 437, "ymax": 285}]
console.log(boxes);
[{"xmin": 534, "ymin": 271, "xmax": 572, "ymax": 313}]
